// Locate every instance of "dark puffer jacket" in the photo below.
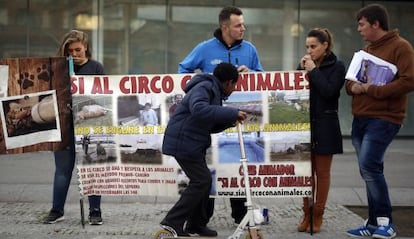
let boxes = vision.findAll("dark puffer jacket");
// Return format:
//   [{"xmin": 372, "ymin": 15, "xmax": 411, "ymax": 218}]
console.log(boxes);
[{"xmin": 162, "ymin": 73, "xmax": 239, "ymax": 160}]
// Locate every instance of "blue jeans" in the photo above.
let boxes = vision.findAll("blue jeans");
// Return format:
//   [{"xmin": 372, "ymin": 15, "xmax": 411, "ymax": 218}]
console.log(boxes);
[
  {"xmin": 53, "ymin": 150, "xmax": 101, "ymax": 214},
  {"xmin": 351, "ymin": 117, "xmax": 400, "ymax": 226}
]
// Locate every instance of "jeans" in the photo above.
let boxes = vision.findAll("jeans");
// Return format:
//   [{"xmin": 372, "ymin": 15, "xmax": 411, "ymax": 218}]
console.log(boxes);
[
  {"xmin": 53, "ymin": 149, "xmax": 101, "ymax": 214},
  {"xmin": 351, "ymin": 117, "xmax": 400, "ymax": 225}
]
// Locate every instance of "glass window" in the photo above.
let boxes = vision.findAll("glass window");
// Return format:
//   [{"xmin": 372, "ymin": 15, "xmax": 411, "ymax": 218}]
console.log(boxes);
[{"xmin": 1, "ymin": 0, "xmax": 414, "ymax": 135}]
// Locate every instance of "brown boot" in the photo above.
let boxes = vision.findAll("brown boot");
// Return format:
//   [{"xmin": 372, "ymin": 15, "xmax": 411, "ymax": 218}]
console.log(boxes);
[
  {"xmin": 297, "ymin": 198, "xmax": 310, "ymax": 232},
  {"xmin": 307, "ymin": 206, "xmax": 324, "ymax": 233}
]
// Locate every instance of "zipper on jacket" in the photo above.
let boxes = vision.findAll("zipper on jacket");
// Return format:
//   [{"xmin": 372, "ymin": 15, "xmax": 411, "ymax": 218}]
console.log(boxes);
[{"xmin": 227, "ymin": 50, "xmax": 239, "ymax": 68}]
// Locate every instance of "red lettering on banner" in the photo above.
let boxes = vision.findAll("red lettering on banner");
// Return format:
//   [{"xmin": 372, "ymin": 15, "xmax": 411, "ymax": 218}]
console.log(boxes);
[
  {"xmin": 258, "ymin": 164, "xmax": 295, "ymax": 175},
  {"xmin": 161, "ymin": 75, "xmax": 174, "ymax": 93},
  {"xmin": 119, "ymin": 75, "xmax": 174, "ymax": 93},
  {"xmin": 257, "ymin": 73, "xmax": 271, "ymax": 90},
  {"xmin": 71, "ymin": 76, "xmax": 84, "ymax": 94},
  {"xmin": 283, "ymin": 72, "xmax": 293, "ymax": 90},
  {"xmin": 272, "ymin": 73, "xmax": 284, "ymax": 90},
  {"xmin": 236, "ymin": 72, "xmax": 309, "ymax": 91},
  {"xmin": 230, "ymin": 177, "xmax": 239, "ymax": 188},
  {"xmin": 237, "ymin": 74, "xmax": 250, "ymax": 91},
  {"xmin": 303, "ymin": 72, "xmax": 310, "ymax": 89},
  {"xmin": 279, "ymin": 176, "xmax": 312, "ymax": 187},
  {"xmin": 218, "ymin": 177, "xmax": 229, "ymax": 188},
  {"xmin": 91, "ymin": 76, "xmax": 113, "ymax": 94},
  {"xmin": 263, "ymin": 176, "xmax": 278, "ymax": 187},
  {"xmin": 119, "ymin": 76, "xmax": 130, "ymax": 93},
  {"xmin": 294, "ymin": 71, "xmax": 308, "ymax": 90},
  {"xmin": 238, "ymin": 165, "xmax": 257, "ymax": 176},
  {"xmin": 181, "ymin": 75, "xmax": 192, "ymax": 90},
  {"xmin": 138, "ymin": 76, "xmax": 150, "ymax": 92},
  {"xmin": 149, "ymin": 76, "xmax": 161, "ymax": 93},
  {"xmin": 240, "ymin": 176, "xmax": 261, "ymax": 188}
]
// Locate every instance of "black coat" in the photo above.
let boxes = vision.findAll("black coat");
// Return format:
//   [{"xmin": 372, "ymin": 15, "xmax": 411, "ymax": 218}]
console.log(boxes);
[{"xmin": 303, "ymin": 52, "xmax": 346, "ymax": 155}]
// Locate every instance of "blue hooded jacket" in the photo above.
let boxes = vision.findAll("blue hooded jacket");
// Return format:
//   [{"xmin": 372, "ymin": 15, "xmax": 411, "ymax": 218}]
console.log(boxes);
[
  {"xmin": 179, "ymin": 28, "xmax": 264, "ymax": 73},
  {"xmin": 162, "ymin": 73, "xmax": 239, "ymax": 160}
]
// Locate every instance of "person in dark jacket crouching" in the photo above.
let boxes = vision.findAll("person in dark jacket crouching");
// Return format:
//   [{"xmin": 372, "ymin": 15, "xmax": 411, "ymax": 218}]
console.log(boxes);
[{"xmin": 160, "ymin": 62, "xmax": 247, "ymax": 237}]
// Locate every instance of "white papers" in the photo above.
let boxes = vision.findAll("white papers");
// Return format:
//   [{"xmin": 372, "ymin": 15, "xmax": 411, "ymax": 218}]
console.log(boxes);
[{"xmin": 345, "ymin": 50, "xmax": 398, "ymax": 86}]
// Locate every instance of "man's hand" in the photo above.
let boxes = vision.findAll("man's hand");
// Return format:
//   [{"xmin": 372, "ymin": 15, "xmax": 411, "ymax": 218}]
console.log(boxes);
[
  {"xmin": 351, "ymin": 82, "xmax": 369, "ymax": 94},
  {"xmin": 237, "ymin": 65, "xmax": 249, "ymax": 72},
  {"xmin": 236, "ymin": 110, "xmax": 247, "ymax": 124}
]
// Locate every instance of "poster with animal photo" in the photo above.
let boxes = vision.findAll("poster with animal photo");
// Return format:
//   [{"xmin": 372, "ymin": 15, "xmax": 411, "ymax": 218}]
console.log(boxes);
[
  {"xmin": 0, "ymin": 90, "xmax": 61, "ymax": 149},
  {"xmin": 0, "ymin": 57, "xmax": 71, "ymax": 154},
  {"xmin": 72, "ymin": 95, "xmax": 117, "ymax": 165},
  {"xmin": 73, "ymin": 72, "xmax": 312, "ymax": 198}
]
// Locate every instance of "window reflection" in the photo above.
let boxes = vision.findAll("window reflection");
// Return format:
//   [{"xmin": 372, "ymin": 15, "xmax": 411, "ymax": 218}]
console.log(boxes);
[{"xmin": 1, "ymin": 0, "xmax": 414, "ymax": 135}]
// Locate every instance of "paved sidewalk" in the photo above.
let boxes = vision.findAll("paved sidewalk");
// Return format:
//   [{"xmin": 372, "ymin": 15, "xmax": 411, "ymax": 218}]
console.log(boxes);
[
  {"xmin": 0, "ymin": 199, "xmax": 369, "ymax": 239},
  {"xmin": 0, "ymin": 139, "xmax": 413, "ymax": 239}
]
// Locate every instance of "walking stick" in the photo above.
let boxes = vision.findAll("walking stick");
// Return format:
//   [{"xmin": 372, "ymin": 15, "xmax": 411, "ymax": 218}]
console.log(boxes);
[{"xmin": 80, "ymin": 196, "xmax": 85, "ymax": 228}]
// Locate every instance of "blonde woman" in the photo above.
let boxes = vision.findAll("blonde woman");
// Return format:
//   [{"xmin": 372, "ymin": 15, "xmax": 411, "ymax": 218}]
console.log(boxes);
[{"xmin": 44, "ymin": 30, "xmax": 105, "ymax": 225}]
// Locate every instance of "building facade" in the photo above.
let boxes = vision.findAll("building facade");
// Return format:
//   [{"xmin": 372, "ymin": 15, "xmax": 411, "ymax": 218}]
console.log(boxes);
[{"xmin": 1, "ymin": 0, "xmax": 413, "ymax": 135}]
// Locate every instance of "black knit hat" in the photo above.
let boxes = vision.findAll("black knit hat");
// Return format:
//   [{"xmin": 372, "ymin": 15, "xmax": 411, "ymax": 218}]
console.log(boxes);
[{"xmin": 213, "ymin": 62, "xmax": 239, "ymax": 83}]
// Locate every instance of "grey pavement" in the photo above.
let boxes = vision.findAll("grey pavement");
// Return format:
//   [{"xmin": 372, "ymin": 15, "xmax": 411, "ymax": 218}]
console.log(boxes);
[{"xmin": 0, "ymin": 139, "xmax": 413, "ymax": 239}]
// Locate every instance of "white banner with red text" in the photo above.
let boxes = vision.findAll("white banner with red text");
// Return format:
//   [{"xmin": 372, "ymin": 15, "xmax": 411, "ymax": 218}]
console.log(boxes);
[{"xmin": 72, "ymin": 71, "xmax": 312, "ymax": 198}]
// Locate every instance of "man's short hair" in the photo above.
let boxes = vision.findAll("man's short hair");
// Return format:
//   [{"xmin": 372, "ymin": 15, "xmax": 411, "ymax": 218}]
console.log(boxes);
[
  {"xmin": 213, "ymin": 63, "xmax": 239, "ymax": 83},
  {"xmin": 219, "ymin": 6, "xmax": 243, "ymax": 26},
  {"xmin": 356, "ymin": 3, "xmax": 389, "ymax": 31}
]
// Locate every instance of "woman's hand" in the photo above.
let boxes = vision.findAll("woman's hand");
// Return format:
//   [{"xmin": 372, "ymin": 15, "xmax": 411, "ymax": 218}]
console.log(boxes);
[{"xmin": 301, "ymin": 55, "xmax": 316, "ymax": 72}]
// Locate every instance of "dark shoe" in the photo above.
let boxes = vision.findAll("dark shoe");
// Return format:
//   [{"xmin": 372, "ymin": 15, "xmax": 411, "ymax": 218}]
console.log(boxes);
[
  {"xmin": 89, "ymin": 208, "xmax": 103, "ymax": 225},
  {"xmin": 186, "ymin": 226, "xmax": 218, "ymax": 237},
  {"xmin": 43, "ymin": 209, "xmax": 64, "ymax": 224},
  {"xmin": 160, "ymin": 221, "xmax": 190, "ymax": 237}
]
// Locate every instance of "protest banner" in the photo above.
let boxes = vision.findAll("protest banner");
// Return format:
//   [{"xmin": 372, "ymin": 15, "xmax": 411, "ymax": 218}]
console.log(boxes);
[{"xmin": 72, "ymin": 71, "xmax": 312, "ymax": 198}]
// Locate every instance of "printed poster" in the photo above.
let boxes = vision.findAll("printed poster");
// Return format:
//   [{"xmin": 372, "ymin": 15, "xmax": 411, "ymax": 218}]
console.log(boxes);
[
  {"xmin": 73, "ymin": 71, "xmax": 312, "ymax": 198},
  {"xmin": 0, "ymin": 57, "xmax": 71, "ymax": 154},
  {"xmin": 0, "ymin": 90, "xmax": 61, "ymax": 149}
]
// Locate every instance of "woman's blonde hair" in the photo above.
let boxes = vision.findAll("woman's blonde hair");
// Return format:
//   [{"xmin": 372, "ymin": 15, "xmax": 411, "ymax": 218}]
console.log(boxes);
[{"xmin": 56, "ymin": 30, "xmax": 92, "ymax": 58}]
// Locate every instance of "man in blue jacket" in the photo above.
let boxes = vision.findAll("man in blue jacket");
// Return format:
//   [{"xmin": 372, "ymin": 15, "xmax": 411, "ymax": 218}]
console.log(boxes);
[
  {"xmin": 160, "ymin": 63, "xmax": 247, "ymax": 237},
  {"xmin": 179, "ymin": 6, "xmax": 263, "ymax": 74},
  {"xmin": 178, "ymin": 5, "xmax": 264, "ymax": 227}
]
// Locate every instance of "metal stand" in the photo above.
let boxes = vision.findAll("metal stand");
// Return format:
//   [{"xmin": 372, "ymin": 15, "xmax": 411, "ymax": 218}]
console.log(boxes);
[{"xmin": 227, "ymin": 124, "xmax": 263, "ymax": 239}]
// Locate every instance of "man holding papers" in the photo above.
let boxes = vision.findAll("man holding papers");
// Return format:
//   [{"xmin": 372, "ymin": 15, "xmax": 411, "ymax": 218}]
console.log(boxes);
[
  {"xmin": 345, "ymin": 4, "xmax": 414, "ymax": 239},
  {"xmin": 346, "ymin": 50, "xmax": 397, "ymax": 86}
]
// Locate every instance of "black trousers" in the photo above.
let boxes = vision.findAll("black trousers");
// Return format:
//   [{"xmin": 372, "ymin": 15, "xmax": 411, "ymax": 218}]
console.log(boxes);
[
  {"xmin": 162, "ymin": 157, "xmax": 212, "ymax": 229},
  {"xmin": 207, "ymin": 198, "xmax": 247, "ymax": 224}
]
